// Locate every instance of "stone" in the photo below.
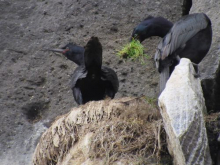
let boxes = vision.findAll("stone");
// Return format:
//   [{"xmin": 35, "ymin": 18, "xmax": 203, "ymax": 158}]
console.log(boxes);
[
  {"xmin": 158, "ymin": 58, "xmax": 212, "ymax": 165},
  {"xmin": 190, "ymin": 0, "xmax": 220, "ymax": 112}
]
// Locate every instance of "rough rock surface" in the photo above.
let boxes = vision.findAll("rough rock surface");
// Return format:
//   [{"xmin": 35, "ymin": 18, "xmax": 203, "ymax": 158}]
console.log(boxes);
[
  {"xmin": 205, "ymin": 112, "xmax": 220, "ymax": 165},
  {"xmin": 190, "ymin": 0, "xmax": 220, "ymax": 112},
  {"xmin": 32, "ymin": 97, "xmax": 168, "ymax": 165},
  {"xmin": 159, "ymin": 58, "xmax": 212, "ymax": 165},
  {"xmin": 0, "ymin": 0, "xmax": 183, "ymax": 164}
]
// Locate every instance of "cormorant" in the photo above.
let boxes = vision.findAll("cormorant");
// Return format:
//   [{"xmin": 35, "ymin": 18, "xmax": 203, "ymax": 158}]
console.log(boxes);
[
  {"xmin": 131, "ymin": 15, "xmax": 173, "ymax": 42},
  {"xmin": 155, "ymin": 13, "xmax": 212, "ymax": 92},
  {"xmin": 131, "ymin": 13, "xmax": 212, "ymax": 93},
  {"xmin": 49, "ymin": 37, "xmax": 119, "ymax": 105}
]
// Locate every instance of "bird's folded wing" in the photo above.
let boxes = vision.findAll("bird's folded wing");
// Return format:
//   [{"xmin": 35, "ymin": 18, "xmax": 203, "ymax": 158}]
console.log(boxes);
[
  {"xmin": 155, "ymin": 13, "xmax": 210, "ymax": 67},
  {"xmin": 101, "ymin": 66, "xmax": 119, "ymax": 93},
  {"xmin": 70, "ymin": 66, "xmax": 87, "ymax": 89}
]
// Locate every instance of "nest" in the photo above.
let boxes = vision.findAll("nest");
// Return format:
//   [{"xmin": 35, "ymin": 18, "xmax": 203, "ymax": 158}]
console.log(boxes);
[
  {"xmin": 90, "ymin": 119, "xmax": 165, "ymax": 164},
  {"xmin": 33, "ymin": 97, "xmax": 170, "ymax": 165}
]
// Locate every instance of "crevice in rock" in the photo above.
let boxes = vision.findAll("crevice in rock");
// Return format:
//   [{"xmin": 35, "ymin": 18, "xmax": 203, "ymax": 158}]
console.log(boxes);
[
  {"xmin": 182, "ymin": 0, "xmax": 192, "ymax": 16},
  {"xmin": 22, "ymin": 101, "xmax": 50, "ymax": 123},
  {"xmin": 202, "ymin": 64, "xmax": 220, "ymax": 113},
  {"xmin": 213, "ymin": 66, "xmax": 220, "ymax": 111},
  {"xmin": 205, "ymin": 112, "xmax": 220, "ymax": 165},
  {"xmin": 202, "ymin": 79, "xmax": 215, "ymax": 112}
]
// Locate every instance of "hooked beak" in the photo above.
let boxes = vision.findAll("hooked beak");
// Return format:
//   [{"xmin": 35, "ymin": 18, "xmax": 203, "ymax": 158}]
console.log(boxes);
[
  {"xmin": 41, "ymin": 48, "xmax": 68, "ymax": 57},
  {"xmin": 130, "ymin": 35, "xmax": 139, "ymax": 42},
  {"xmin": 42, "ymin": 48, "xmax": 64, "ymax": 54}
]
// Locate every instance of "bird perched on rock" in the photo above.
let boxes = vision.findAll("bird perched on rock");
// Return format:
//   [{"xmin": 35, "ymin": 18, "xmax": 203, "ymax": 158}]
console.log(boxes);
[
  {"xmin": 131, "ymin": 15, "xmax": 173, "ymax": 42},
  {"xmin": 49, "ymin": 37, "xmax": 119, "ymax": 105},
  {"xmin": 131, "ymin": 13, "xmax": 212, "ymax": 93},
  {"xmin": 154, "ymin": 13, "xmax": 212, "ymax": 92}
]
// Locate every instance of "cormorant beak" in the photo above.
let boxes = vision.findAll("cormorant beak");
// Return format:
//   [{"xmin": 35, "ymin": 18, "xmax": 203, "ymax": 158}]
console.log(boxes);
[
  {"xmin": 46, "ymin": 48, "xmax": 65, "ymax": 54},
  {"xmin": 134, "ymin": 35, "xmax": 140, "ymax": 41},
  {"xmin": 130, "ymin": 35, "xmax": 139, "ymax": 42},
  {"xmin": 42, "ymin": 48, "xmax": 70, "ymax": 57}
]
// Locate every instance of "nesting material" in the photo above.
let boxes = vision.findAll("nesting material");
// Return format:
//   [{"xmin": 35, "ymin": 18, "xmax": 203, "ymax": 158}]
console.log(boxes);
[
  {"xmin": 117, "ymin": 39, "xmax": 149, "ymax": 64},
  {"xmin": 33, "ymin": 97, "xmax": 169, "ymax": 165}
]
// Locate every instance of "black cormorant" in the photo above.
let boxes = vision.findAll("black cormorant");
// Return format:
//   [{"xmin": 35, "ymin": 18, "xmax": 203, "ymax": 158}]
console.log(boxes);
[
  {"xmin": 131, "ymin": 15, "xmax": 173, "ymax": 42},
  {"xmin": 132, "ymin": 13, "xmax": 212, "ymax": 93},
  {"xmin": 49, "ymin": 37, "xmax": 119, "ymax": 105},
  {"xmin": 155, "ymin": 13, "xmax": 212, "ymax": 92}
]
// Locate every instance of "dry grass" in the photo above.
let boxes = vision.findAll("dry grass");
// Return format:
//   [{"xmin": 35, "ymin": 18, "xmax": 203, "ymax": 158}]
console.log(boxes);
[
  {"xmin": 33, "ymin": 97, "xmax": 170, "ymax": 165},
  {"xmin": 90, "ymin": 119, "xmax": 165, "ymax": 164}
]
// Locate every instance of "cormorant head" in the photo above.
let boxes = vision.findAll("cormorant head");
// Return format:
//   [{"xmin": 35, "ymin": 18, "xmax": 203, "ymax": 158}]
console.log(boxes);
[
  {"xmin": 131, "ymin": 25, "xmax": 149, "ymax": 43},
  {"xmin": 84, "ymin": 36, "xmax": 102, "ymax": 70},
  {"xmin": 130, "ymin": 16, "xmax": 155, "ymax": 42},
  {"xmin": 131, "ymin": 15, "xmax": 173, "ymax": 42},
  {"xmin": 47, "ymin": 43, "xmax": 84, "ymax": 66}
]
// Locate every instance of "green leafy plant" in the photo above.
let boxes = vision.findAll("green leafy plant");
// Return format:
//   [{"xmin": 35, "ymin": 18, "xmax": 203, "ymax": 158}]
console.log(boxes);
[{"xmin": 117, "ymin": 39, "xmax": 149, "ymax": 64}]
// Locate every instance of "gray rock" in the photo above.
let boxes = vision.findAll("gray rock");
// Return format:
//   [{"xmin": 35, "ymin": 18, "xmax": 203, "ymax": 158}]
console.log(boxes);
[
  {"xmin": 159, "ymin": 58, "xmax": 212, "ymax": 165},
  {"xmin": 190, "ymin": 0, "xmax": 220, "ymax": 112}
]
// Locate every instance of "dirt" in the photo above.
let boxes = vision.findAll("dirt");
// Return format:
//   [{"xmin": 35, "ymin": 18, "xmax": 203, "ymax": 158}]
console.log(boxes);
[{"xmin": 0, "ymin": 0, "xmax": 183, "ymax": 164}]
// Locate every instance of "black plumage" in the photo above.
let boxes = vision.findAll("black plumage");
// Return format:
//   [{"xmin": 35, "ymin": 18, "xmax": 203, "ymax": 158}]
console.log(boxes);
[
  {"xmin": 154, "ymin": 13, "xmax": 212, "ymax": 92},
  {"xmin": 49, "ymin": 43, "xmax": 84, "ymax": 66},
  {"xmin": 50, "ymin": 37, "xmax": 119, "ymax": 105},
  {"xmin": 132, "ymin": 13, "xmax": 212, "ymax": 93},
  {"xmin": 131, "ymin": 15, "xmax": 173, "ymax": 42}
]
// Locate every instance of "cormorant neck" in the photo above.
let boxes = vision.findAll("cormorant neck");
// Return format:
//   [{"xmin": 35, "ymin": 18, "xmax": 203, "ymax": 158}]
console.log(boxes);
[
  {"xmin": 66, "ymin": 54, "xmax": 84, "ymax": 66},
  {"xmin": 84, "ymin": 37, "xmax": 102, "ymax": 70},
  {"xmin": 150, "ymin": 20, "xmax": 173, "ymax": 38},
  {"xmin": 66, "ymin": 46, "xmax": 85, "ymax": 66},
  {"xmin": 69, "ymin": 53, "xmax": 84, "ymax": 66}
]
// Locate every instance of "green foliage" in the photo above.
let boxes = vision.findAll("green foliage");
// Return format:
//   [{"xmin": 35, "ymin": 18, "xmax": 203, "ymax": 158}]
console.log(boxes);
[
  {"xmin": 145, "ymin": 96, "xmax": 157, "ymax": 108},
  {"xmin": 117, "ymin": 39, "xmax": 149, "ymax": 64}
]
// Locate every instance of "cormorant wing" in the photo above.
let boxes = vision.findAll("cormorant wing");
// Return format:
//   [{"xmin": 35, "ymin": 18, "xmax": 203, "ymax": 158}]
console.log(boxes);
[
  {"xmin": 155, "ymin": 13, "xmax": 210, "ymax": 69},
  {"xmin": 70, "ymin": 66, "xmax": 87, "ymax": 88},
  {"xmin": 70, "ymin": 66, "xmax": 87, "ymax": 105},
  {"xmin": 101, "ymin": 66, "xmax": 119, "ymax": 94}
]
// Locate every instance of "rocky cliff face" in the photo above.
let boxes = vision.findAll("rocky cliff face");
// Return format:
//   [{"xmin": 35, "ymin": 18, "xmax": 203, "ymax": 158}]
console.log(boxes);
[{"xmin": 0, "ymin": 0, "xmax": 183, "ymax": 165}]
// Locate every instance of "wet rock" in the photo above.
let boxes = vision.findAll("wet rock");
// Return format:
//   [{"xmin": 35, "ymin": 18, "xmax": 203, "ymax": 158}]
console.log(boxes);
[{"xmin": 159, "ymin": 58, "xmax": 212, "ymax": 165}]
